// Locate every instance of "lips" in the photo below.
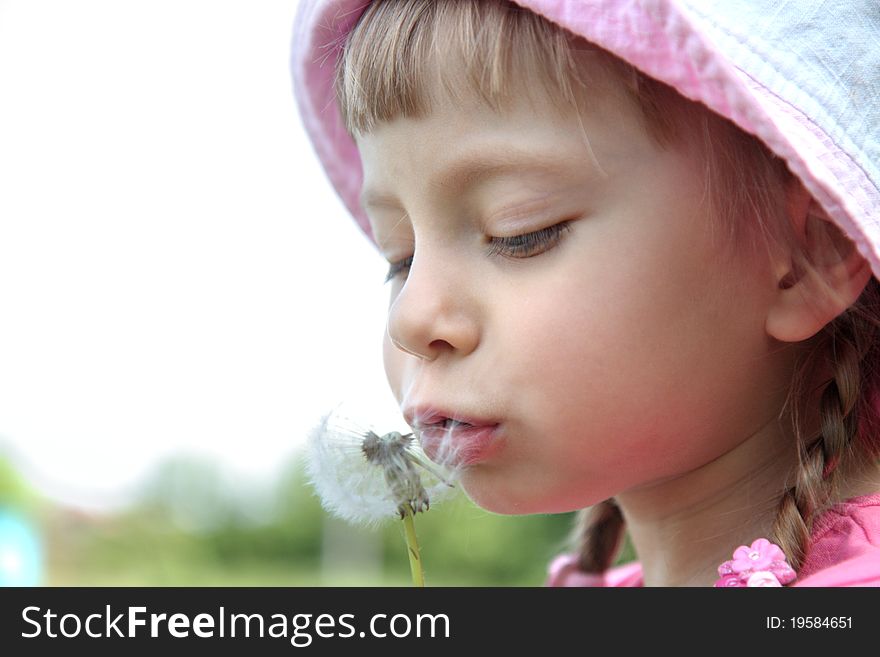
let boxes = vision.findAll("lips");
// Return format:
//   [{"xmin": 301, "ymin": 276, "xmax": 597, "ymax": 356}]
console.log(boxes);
[
  {"xmin": 417, "ymin": 424, "xmax": 502, "ymax": 466},
  {"xmin": 403, "ymin": 405, "xmax": 498, "ymax": 431},
  {"xmin": 403, "ymin": 405, "xmax": 502, "ymax": 466}
]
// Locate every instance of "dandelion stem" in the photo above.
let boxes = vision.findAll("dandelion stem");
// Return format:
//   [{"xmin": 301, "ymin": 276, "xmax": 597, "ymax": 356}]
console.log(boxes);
[{"xmin": 402, "ymin": 508, "xmax": 425, "ymax": 587}]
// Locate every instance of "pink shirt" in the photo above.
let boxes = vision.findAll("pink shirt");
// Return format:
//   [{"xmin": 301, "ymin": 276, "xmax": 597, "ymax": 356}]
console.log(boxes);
[{"xmin": 546, "ymin": 493, "xmax": 880, "ymax": 587}]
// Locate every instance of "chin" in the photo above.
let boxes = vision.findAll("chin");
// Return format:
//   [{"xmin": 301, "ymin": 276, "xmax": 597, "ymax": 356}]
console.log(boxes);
[
  {"xmin": 459, "ymin": 474, "xmax": 555, "ymax": 515},
  {"xmin": 460, "ymin": 471, "xmax": 608, "ymax": 515}
]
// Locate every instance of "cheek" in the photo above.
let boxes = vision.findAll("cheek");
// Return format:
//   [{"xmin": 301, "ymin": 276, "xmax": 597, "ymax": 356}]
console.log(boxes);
[
  {"xmin": 502, "ymin": 259, "xmax": 641, "ymax": 394},
  {"xmin": 498, "ymin": 243, "xmax": 735, "ymax": 458}
]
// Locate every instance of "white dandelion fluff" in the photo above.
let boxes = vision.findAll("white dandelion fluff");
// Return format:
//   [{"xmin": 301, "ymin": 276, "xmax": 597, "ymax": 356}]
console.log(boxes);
[{"xmin": 305, "ymin": 404, "xmax": 458, "ymax": 527}]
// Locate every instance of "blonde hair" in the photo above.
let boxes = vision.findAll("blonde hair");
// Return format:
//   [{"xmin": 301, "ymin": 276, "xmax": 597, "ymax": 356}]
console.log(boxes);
[{"xmin": 335, "ymin": 0, "xmax": 880, "ymax": 575}]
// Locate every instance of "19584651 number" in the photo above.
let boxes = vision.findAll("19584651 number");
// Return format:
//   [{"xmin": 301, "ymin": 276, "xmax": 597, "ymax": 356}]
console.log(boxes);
[{"xmin": 766, "ymin": 617, "xmax": 852, "ymax": 629}]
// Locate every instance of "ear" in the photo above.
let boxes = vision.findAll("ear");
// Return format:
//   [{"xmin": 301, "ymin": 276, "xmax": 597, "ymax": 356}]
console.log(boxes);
[{"xmin": 765, "ymin": 183, "xmax": 873, "ymax": 343}]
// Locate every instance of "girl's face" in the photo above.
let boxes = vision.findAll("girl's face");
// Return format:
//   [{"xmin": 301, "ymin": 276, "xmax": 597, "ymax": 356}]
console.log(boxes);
[{"xmin": 357, "ymin": 77, "xmax": 792, "ymax": 515}]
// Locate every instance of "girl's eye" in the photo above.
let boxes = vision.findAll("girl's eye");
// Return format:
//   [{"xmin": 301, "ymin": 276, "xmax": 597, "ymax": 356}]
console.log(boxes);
[
  {"xmin": 486, "ymin": 221, "xmax": 572, "ymax": 259},
  {"xmin": 384, "ymin": 255, "xmax": 413, "ymax": 284},
  {"xmin": 383, "ymin": 222, "xmax": 572, "ymax": 283}
]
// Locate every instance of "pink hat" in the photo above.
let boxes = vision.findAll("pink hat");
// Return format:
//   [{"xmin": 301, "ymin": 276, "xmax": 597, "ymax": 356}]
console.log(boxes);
[{"xmin": 291, "ymin": 0, "xmax": 880, "ymax": 278}]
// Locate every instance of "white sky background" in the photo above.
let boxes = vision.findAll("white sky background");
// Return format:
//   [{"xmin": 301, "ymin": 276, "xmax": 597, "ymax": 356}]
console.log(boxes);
[{"xmin": 0, "ymin": 0, "xmax": 401, "ymax": 511}]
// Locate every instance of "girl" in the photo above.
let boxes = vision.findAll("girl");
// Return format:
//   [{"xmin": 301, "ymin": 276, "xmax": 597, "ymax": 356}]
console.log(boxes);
[{"xmin": 292, "ymin": 0, "xmax": 880, "ymax": 586}]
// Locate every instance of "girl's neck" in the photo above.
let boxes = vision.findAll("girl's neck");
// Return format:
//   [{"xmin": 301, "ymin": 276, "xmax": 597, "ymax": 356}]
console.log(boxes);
[
  {"xmin": 616, "ymin": 414, "xmax": 880, "ymax": 586},
  {"xmin": 614, "ymin": 416, "xmax": 797, "ymax": 587}
]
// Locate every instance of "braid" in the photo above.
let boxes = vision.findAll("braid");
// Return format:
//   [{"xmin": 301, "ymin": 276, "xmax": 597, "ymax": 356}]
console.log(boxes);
[
  {"xmin": 572, "ymin": 499, "xmax": 625, "ymax": 573},
  {"xmin": 771, "ymin": 278, "xmax": 880, "ymax": 571}
]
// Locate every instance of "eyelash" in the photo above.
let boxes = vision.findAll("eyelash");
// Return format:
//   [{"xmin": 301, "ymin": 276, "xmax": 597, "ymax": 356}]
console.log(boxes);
[{"xmin": 383, "ymin": 221, "xmax": 572, "ymax": 283}]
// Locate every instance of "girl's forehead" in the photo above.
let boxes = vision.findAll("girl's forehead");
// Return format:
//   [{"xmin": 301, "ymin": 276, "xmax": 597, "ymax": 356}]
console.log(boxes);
[
  {"xmin": 356, "ymin": 85, "xmax": 674, "ymax": 241},
  {"xmin": 357, "ymin": 58, "xmax": 640, "ymax": 154}
]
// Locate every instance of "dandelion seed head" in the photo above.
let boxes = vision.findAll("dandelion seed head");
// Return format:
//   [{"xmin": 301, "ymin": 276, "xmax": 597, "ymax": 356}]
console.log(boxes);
[{"xmin": 305, "ymin": 406, "xmax": 458, "ymax": 527}]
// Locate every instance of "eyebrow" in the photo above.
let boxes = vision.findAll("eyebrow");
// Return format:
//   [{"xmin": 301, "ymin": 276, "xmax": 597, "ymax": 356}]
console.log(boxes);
[{"xmin": 359, "ymin": 150, "xmax": 575, "ymax": 210}]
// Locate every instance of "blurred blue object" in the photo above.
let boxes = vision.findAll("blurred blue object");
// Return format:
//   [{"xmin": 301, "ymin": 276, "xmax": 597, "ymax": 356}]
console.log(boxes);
[{"xmin": 0, "ymin": 508, "xmax": 43, "ymax": 586}]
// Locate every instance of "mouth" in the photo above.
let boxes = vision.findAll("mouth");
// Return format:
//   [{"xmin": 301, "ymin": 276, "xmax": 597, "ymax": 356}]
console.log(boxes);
[
  {"xmin": 430, "ymin": 418, "xmax": 476, "ymax": 430},
  {"xmin": 403, "ymin": 406, "xmax": 498, "ymax": 432},
  {"xmin": 403, "ymin": 406, "xmax": 502, "ymax": 467}
]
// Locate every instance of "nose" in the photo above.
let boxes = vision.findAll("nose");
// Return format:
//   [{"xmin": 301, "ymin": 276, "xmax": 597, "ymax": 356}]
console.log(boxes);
[{"xmin": 386, "ymin": 248, "xmax": 480, "ymax": 361}]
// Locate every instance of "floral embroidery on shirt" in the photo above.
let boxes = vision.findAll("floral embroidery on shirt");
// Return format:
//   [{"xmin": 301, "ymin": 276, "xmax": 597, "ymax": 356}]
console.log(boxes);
[{"xmin": 714, "ymin": 538, "xmax": 796, "ymax": 587}]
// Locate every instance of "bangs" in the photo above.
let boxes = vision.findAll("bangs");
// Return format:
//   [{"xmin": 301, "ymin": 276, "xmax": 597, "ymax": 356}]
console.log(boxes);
[{"xmin": 334, "ymin": 0, "xmax": 598, "ymax": 136}]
